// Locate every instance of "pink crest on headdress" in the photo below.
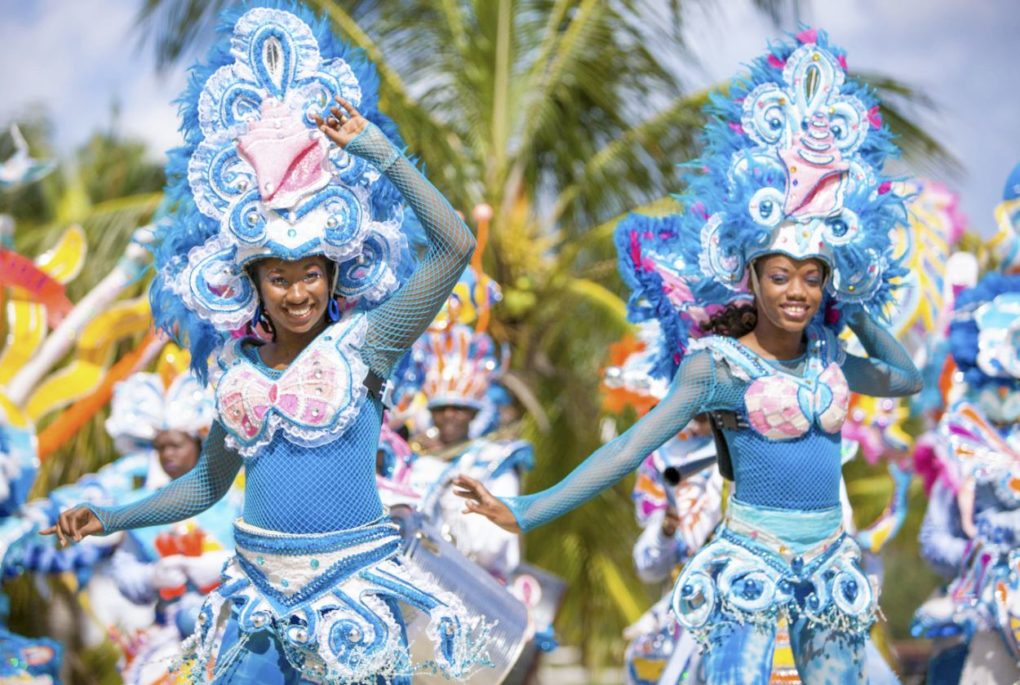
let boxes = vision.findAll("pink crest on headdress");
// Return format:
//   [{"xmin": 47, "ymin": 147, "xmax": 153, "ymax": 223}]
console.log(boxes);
[
  {"xmin": 796, "ymin": 28, "xmax": 818, "ymax": 45},
  {"xmin": 779, "ymin": 111, "xmax": 849, "ymax": 217},
  {"xmin": 237, "ymin": 99, "xmax": 331, "ymax": 210}
]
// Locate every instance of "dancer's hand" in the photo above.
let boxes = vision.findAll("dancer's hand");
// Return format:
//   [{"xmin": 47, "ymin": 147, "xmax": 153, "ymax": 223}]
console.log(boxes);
[
  {"xmin": 313, "ymin": 96, "xmax": 368, "ymax": 148},
  {"xmin": 40, "ymin": 507, "xmax": 103, "ymax": 546},
  {"xmin": 452, "ymin": 475, "xmax": 521, "ymax": 534}
]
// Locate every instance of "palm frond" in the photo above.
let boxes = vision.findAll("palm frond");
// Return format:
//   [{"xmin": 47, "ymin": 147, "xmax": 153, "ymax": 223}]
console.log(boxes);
[{"xmin": 860, "ymin": 72, "xmax": 962, "ymax": 178}]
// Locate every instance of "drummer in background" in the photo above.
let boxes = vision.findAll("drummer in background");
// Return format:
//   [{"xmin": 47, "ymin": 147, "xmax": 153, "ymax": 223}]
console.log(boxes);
[
  {"xmin": 624, "ymin": 413, "xmax": 723, "ymax": 685},
  {"xmin": 406, "ymin": 323, "xmax": 533, "ymax": 582}
]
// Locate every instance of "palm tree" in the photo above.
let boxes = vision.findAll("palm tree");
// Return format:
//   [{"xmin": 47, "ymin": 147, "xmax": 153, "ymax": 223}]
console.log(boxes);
[{"xmin": 134, "ymin": 0, "xmax": 956, "ymax": 666}]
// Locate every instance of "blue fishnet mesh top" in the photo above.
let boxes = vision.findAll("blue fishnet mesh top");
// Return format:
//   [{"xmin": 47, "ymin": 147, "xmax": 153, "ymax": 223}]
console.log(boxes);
[
  {"xmin": 87, "ymin": 124, "xmax": 474, "ymax": 536},
  {"xmin": 503, "ymin": 310, "xmax": 922, "ymax": 532}
]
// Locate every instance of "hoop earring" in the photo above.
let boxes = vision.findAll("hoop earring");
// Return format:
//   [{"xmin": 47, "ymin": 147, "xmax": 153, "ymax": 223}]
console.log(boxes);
[{"xmin": 327, "ymin": 297, "xmax": 341, "ymax": 323}]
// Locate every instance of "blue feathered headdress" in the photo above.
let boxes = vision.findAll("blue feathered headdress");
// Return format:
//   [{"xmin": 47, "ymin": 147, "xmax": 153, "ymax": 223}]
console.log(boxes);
[
  {"xmin": 616, "ymin": 28, "xmax": 908, "ymax": 378},
  {"xmin": 149, "ymin": 0, "xmax": 423, "ymax": 379},
  {"xmin": 949, "ymin": 273, "xmax": 1020, "ymax": 391}
]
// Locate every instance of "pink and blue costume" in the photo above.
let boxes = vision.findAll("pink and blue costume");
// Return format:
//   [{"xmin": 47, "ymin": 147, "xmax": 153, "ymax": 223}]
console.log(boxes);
[
  {"xmin": 497, "ymin": 30, "xmax": 921, "ymax": 684},
  {"xmin": 71, "ymin": 3, "xmax": 489, "ymax": 683}
]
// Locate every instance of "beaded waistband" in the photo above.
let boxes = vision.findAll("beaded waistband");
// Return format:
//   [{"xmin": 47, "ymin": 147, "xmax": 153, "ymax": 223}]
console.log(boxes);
[
  {"xmin": 725, "ymin": 497, "xmax": 844, "ymax": 562},
  {"xmin": 231, "ymin": 517, "xmax": 401, "ymax": 606},
  {"xmin": 233, "ymin": 516, "xmax": 400, "ymax": 554}
]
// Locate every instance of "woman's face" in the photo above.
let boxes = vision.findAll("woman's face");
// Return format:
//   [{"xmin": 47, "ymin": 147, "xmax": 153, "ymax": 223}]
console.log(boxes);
[
  {"xmin": 255, "ymin": 256, "xmax": 332, "ymax": 335},
  {"xmin": 154, "ymin": 429, "xmax": 201, "ymax": 480},
  {"xmin": 753, "ymin": 254, "xmax": 826, "ymax": 334}
]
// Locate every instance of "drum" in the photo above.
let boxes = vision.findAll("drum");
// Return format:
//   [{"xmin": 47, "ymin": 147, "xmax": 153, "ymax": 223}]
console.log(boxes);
[
  {"xmin": 390, "ymin": 505, "xmax": 532, "ymax": 684},
  {"xmin": 503, "ymin": 562, "xmax": 568, "ymax": 684}
]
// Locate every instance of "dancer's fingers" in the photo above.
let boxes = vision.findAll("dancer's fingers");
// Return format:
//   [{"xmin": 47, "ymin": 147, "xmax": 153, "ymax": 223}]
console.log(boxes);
[
  {"xmin": 453, "ymin": 476, "xmax": 486, "ymax": 502},
  {"xmin": 67, "ymin": 509, "xmax": 85, "ymax": 541},
  {"xmin": 334, "ymin": 96, "xmax": 359, "ymax": 118},
  {"xmin": 39, "ymin": 524, "xmax": 61, "ymax": 548}
]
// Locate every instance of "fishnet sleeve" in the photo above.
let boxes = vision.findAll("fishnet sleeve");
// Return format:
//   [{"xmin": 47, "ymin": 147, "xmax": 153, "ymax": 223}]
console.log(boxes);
[
  {"xmin": 500, "ymin": 350, "xmax": 720, "ymax": 532},
  {"xmin": 841, "ymin": 308, "xmax": 923, "ymax": 397},
  {"xmin": 84, "ymin": 422, "xmax": 242, "ymax": 535},
  {"xmin": 347, "ymin": 124, "xmax": 475, "ymax": 377}
]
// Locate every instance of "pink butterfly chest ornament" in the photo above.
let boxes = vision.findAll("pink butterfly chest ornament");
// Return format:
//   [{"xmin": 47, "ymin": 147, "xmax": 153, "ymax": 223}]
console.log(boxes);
[
  {"xmin": 215, "ymin": 314, "xmax": 370, "ymax": 457},
  {"xmin": 695, "ymin": 324, "xmax": 850, "ymax": 440}
]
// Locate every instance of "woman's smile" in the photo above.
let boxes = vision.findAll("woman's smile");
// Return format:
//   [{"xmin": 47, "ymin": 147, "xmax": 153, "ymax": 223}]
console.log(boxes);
[{"xmin": 779, "ymin": 301, "xmax": 809, "ymax": 322}]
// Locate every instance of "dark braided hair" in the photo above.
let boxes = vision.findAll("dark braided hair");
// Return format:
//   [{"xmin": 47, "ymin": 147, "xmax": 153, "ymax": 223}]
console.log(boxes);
[
  {"xmin": 701, "ymin": 256, "xmax": 830, "ymax": 339},
  {"xmin": 702, "ymin": 301, "xmax": 758, "ymax": 338}
]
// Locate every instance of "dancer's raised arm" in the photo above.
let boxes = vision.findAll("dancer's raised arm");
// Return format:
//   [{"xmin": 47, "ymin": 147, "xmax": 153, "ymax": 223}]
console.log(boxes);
[
  {"xmin": 317, "ymin": 98, "xmax": 475, "ymax": 377},
  {"xmin": 841, "ymin": 306, "xmax": 923, "ymax": 397}
]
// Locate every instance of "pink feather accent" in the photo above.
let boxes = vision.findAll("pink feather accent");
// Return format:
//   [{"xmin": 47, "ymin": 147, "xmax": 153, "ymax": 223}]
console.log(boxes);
[
  {"xmin": 868, "ymin": 106, "xmax": 883, "ymax": 129},
  {"xmin": 796, "ymin": 28, "xmax": 818, "ymax": 45},
  {"xmin": 912, "ymin": 433, "xmax": 945, "ymax": 496},
  {"xmin": 629, "ymin": 231, "xmax": 643, "ymax": 270},
  {"xmin": 767, "ymin": 54, "xmax": 785, "ymax": 69}
]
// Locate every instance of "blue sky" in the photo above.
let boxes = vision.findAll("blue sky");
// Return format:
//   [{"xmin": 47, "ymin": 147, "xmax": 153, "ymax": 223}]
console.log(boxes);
[{"xmin": 1, "ymin": 0, "xmax": 1017, "ymax": 235}]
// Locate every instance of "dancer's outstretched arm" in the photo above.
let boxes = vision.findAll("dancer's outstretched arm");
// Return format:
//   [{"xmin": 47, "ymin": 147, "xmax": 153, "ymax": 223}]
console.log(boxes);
[
  {"xmin": 41, "ymin": 423, "xmax": 242, "ymax": 544},
  {"xmin": 317, "ymin": 98, "xmax": 475, "ymax": 378},
  {"xmin": 841, "ymin": 307, "xmax": 923, "ymax": 397},
  {"xmin": 455, "ymin": 350, "xmax": 720, "ymax": 533}
]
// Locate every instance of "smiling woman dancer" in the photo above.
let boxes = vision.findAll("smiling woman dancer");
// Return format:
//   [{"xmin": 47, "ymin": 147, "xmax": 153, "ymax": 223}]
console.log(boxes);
[
  {"xmin": 42, "ymin": 3, "xmax": 488, "ymax": 683},
  {"xmin": 457, "ymin": 30, "xmax": 922, "ymax": 684}
]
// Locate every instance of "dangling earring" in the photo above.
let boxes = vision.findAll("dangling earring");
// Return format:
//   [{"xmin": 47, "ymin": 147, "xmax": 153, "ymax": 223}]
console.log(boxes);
[
  {"xmin": 251, "ymin": 304, "xmax": 263, "ymax": 330},
  {"xmin": 327, "ymin": 297, "xmax": 341, "ymax": 323}
]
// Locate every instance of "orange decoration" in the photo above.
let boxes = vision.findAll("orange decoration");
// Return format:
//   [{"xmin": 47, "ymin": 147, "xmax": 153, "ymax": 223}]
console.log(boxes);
[
  {"xmin": 600, "ymin": 334, "xmax": 659, "ymax": 416},
  {"xmin": 36, "ymin": 329, "xmax": 163, "ymax": 461}
]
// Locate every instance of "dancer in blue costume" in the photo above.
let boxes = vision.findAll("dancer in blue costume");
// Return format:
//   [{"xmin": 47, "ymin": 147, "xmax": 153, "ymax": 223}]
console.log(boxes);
[
  {"xmin": 457, "ymin": 29, "xmax": 922, "ymax": 684},
  {"xmin": 921, "ymin": 270, "xmax": 1020, "ymax": 683},
  {"xmin": 43, "ymin": 3, "xmax": 486, "ymax": 683}
]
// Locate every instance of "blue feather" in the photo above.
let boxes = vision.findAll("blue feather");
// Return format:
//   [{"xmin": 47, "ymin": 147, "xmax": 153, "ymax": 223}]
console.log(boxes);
[{"xmin": 949, "ymin": 273, "xmax": 1020, "ymax": 391}]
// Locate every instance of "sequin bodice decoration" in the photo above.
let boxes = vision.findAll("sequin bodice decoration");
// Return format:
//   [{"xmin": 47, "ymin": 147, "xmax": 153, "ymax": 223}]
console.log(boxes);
[
  {"xmin": 216, "ymin": 314, "xmax": 369, "ymax": 457},
  {"xmin": 700, "ymin": 329, "xmax": 850, "ymax": 440}
]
